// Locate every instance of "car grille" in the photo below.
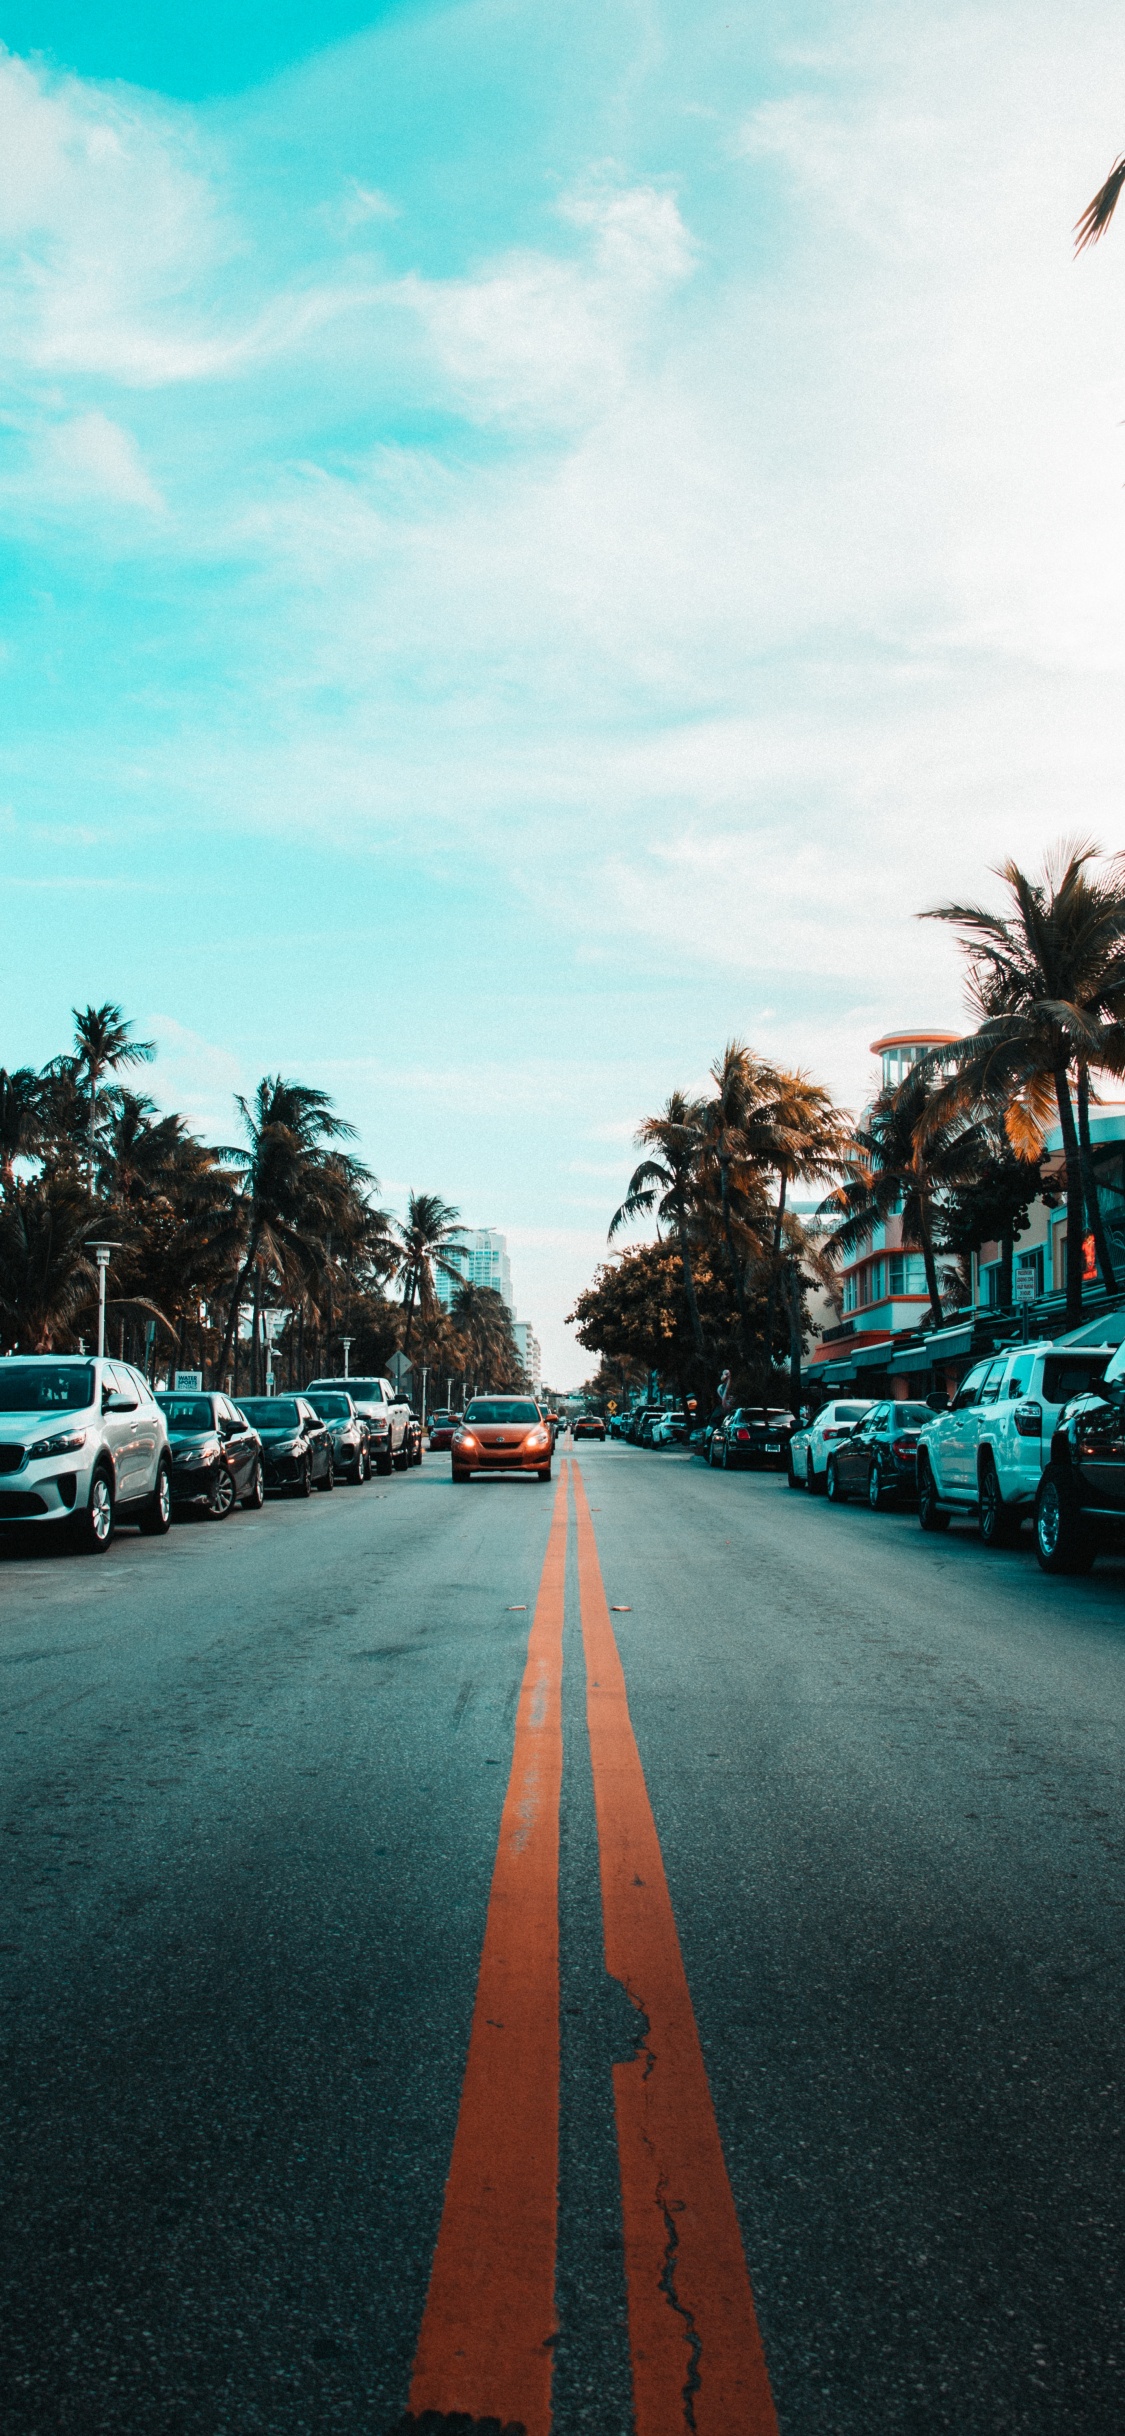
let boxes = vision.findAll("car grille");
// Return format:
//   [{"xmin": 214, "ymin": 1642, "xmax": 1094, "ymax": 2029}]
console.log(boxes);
[
  {"xmin": 0, "ymin": 1489, "xmax": 46, "ymax": 1518},
  {"xmin": 0, "ymin": 1445, "xmax": 25, "ymax": 1473}
]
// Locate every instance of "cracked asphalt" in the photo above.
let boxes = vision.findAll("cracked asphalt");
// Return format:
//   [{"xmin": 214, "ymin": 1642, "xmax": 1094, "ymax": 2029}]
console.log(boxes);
[{"xmin": 2, "ymin": 1441, "xmax": 1124, "ymax": 2432}]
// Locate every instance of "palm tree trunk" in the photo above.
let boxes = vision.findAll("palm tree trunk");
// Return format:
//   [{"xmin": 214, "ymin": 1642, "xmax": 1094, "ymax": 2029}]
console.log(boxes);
[
  {"xmin": 917, "ymin": 1204, "xmax": 944, "ymax": 1329},
  {"xmin": 718, "ymin": 1153, "xmax": 755, "ymax": 1371},
  {"xmin": 1077, "ymin": 1065, "xmax": 1117, "ymax": 1292},
  {"xmin": 675, "ymin": 1205, "xmax": 705, "ymax": 1361},
  {"xmin": 251, "ymin": 1261, "xmax": 263, "ymax": 1396},
  {"xmin": 403, "ymin": 1268, "xmax": 418, "ymax": 1354},
  {"xmin": 763, "ymin": 1173, "xmax": 787, "ymax": 1376},
  {"xmin": 1054, "ymin": 1067, "xmax": 1086, "ymax": 1324},
  {"xmin": 217, "ymin": 1227, "xmax": 261, "ymax": 1386},
  {"xmin": 782, "ymin": 1262, "xmax": 804, "ymax": 1419}
]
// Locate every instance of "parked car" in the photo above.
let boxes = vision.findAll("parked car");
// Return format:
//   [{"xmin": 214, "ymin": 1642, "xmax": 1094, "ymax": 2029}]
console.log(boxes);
[
  {"xmin": 627, "ymin": 1407, "xmax": 663, "ymax": 1444},
  {"xmin": 428, "ymin": 1409, "xmax": 458, "ymax": 1450},
  {"xmin": 451, "ymin": 1397, "xmax": 553, "ymax": 1481},
  {"xmin": 572, "ymin": 1414, "xmax": 607, "ymax": 1440},
  {"xmin": 0, "ymin": 1355, "xmax": 172, "ymax": 1551},
  {"xmin": 237, "ymin": 1396, "xmax": 335, "ymax": 1496},
  {"xmin": 156, "ymin": 1390, "xmax": 264, "ymax": 1514},
  {"xmin": 916, "ymin": 1340, "xmax": 1114, "ymax": 1545},
  {"xmin": 824, "ymin": 1400, "xmax": 934, "ymax": 1509},
  {"xmin": 606, "ymin": 1415, "xmax": 630, "ymax": 1439},
  {"xmin": 303, "ymin": 1376, "xmax": 408, "ymax": 1476},
  {"xmin": 301, "ymin": 1389, "xmax": 370, "ymax": 1483},
  {"xmin": 707, "ymin": 1407, "xmax": 796, "ymax": 1470},
  {"xmin": 787, "ymin": 1399, "xmax": 876, "ymax": 1490},
  {"xmin": 1033, "ymin": 1335, "xmax": 1125, "ymax": 1572},
  {"xmin": 650, "ymin": 1411, "xmax": 688, "ymax": 1447}
]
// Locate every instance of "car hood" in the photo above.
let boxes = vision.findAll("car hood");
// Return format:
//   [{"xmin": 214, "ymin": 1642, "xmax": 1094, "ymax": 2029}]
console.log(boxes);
[
  {"xmin": 168, "ymin": 1432, "xmax": 219, "ymax": 1450},
  {"xmin": 0, "ymin": 1407, "xmax": 95, "ymax": 1435}
]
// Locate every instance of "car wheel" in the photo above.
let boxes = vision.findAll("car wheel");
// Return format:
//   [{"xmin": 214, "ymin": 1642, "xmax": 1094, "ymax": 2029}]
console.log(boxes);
[
  {"xmin": 317, "ymin": 1455, "xmax": 335, "ymax": 1492},
  {"xmin": 452, "ymin": 1468, "xmax": 471, "ymax": 1482},
  {"xmin": 393, "ymin": 1443, "xmax": 409, "ymax": 1471},
  {"xmin": 139, "ymin": 1458, "xmax": 173, "ymax": 1536},
  {"xmin": 1034, "ymin": 1467, "xmax": 1094, "ymax": 1575},
  {"xmin": 917, "ymin": 1452, "xmax": 950, "ymax": 1532},
  {"xmin": 294, "ymin": 1456, "xmax": 313, "ymax": 1499},
  {"xmin": 73, "ymin": 1466, "xmax": 114, "ymax": 1552},
  {"xmin": 537, "ymin": 1465, "xmax": 552, "ymax": 1482},
  {"xmin": 208, "ymin": 1468, "xmax": 236, "ymax": 1519},
  {"xmin": 826, "ymin": 1455, "xmax": 847, "ymax": 1504},
  {"xmin": 376, "ymin": 1450, "xmax": 393, "ymax": 1476},
  {"xmin": 979, "ymin": 1454, "xmax": 1018, "ymax": 1548},
  {"xmin": 868, "ymin": 1460, "xmax": 891, "ymax": 1512},
  {"xmin": 241, "ymin": 1460, "xmax": 265, "ymax": 1510}
]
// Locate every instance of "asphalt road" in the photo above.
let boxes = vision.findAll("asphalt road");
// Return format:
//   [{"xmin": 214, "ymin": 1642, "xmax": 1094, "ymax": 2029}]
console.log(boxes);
[{"xmin": 2, "ymin": 1442, "xmax": 1124, "ymax": 2433}]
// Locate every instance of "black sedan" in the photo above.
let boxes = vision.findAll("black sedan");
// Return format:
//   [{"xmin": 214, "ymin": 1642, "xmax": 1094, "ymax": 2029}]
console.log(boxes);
[
  {"xmin": 301, "ymin": 1389, "xmax": 370, "ymax": 1482},
  {"xmin": 156, "ymin": 1392, "xmax": 264, "ymax": 1518},
  {"xmin": 825, "ymin": 1400, "xmax": 933, "ymax": 1509},
  {"xmin": 708, "ymin": 1407, "xmax": 796, "ymax": 1470},
  {"xmin": 237, "ymin": 1397, "xmax": 334, "ymax": 1496}
]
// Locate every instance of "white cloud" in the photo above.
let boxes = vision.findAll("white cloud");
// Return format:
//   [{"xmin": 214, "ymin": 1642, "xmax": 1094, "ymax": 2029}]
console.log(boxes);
[{"xmin": 48, "ymin": 410, "xmax": 164, "ymax": 509}]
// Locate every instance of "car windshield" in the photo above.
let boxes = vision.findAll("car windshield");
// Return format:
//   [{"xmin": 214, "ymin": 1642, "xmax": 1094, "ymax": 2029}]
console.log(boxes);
[
  {"xmin": 890, "ymin": 1404, "xmax": 931, "ymax": 1429},
  {"xmin": 464, "ymin": 1400, "xmax": 540, "ymax": 1424},
  {"xmin": 0, "ymin": 1362, "xmax": 95, "ymax": 1413},
  {"xmin": 306, "ymin": 1394, "xmax": 351, "ymax": 1419},
  {"xmin": 431, "ymin": 1411, "xmax": 453, "ymax": 1423},
  {"xmin": 157, "ymin": 1397, "xmax": 214, "ymax": 1433},
  {"xmin": 240, "ymin": 1398, "xmax": 301, "ymax": 1429},
  {"xmin": 337, "ymin": 1381, "xmax": 381, "ymax": 1401}
]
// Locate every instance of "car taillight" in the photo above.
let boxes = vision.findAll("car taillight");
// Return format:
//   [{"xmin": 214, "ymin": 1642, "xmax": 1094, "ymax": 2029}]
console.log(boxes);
[
  {"xmin": 891, "ymin": 1438, "xmax": 916, "ymax": 1458},
  {"xmin": 821, "ymin": 1425, "xmax": 845, "ymax": 1439},
  {"xmin": 1013, "ymin": 1402, "xmax": 1042, "ymax": 1437},
  {"xmin": 735, "ymin": 1429, "xmax": 751, "ymax": 1441}
]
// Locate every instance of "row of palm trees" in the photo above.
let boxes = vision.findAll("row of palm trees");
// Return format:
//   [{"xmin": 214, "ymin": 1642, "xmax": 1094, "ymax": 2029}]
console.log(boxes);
[
  {"xmin": 0, "ymin": 1013, "xmax": 526, "ymax": 1396},
  {"xmin": 581, "ymin": 844, "xmax": 1125, "ymax": 1404}
]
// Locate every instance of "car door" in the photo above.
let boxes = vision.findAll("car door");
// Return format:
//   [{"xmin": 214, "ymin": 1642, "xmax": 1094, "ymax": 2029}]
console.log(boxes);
[
  {"xmin": 990, "ymin": 1353, "xmax": 1034, "ymax": 1502},
  {"xmin": 937, "ymin": 1363, "xmax": 991, "ymax": 1493},
  {"xmin": 961, "ymin": 1359, "xmax": 1007, "ymax": 1495},
  {"xmin": 298, "ymin": 1400, "xmax": 329, "ymax": 1477},
  {"xmin": 126, "ymin": 1367, "xmax": 160, "ymax": 1492},
  {"xmin": 841, "ymin": 1407, "xmax": 884, "ymax": 1490},
  {"xmin": 220, "ymin": 1398, "xmax": 254, "ymax": 1494},
  {"xmin": 101, "ymin": 1362, "xmax": 142, "ymax": 1498}
]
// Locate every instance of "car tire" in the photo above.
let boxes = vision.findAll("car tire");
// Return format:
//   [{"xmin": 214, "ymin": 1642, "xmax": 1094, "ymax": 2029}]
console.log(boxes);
[
  {"xmin": 826, "ymin": 1455, "xmax": 847, "ymax": 1504},
  {"xmin": 208, "ymin": 1468, "xmax": 236, "ymax": 1520},
  {"xmin": 241, "ymin": 1460, "xmax": 265, "ymax": 1510},
  {"xmin": 139, "ymin": 1458, "xmax": 173, "ymax": 1536},
  {"xmin": 376, "ymin": 1451, "xmax": 393, "ymax": 1476},
  {"xmin": 979, "ymin": 1454, "xmax": 1019, "ymax": 1548},
  {"xmin": 807, "ymin": 1458, "xmax": 824, "ymax": 1495},
  {"xmin": 317, "ymin": 1456, "xmax": 335, "ymax": 1492},
  {"xmin": 868, "ymin": 1460, "xmax": 891, "ymax": 1512},
  {"xmin": 1034, "ymin": 1467, "xmax": 1094, "ymax": 1575},
  {"xmin": 393, "ymin": 1444, "xmax": 409, "ymax": 1471},
  {"xmin": 537, "ymin": 1466, "xmax": 552, "ymax": 1482},
  {"xmin": 917, "ymin": 1452, "xmax": 950, "ymax": 1532},
  {"xmin": 452, "ymin": 1468, "xmax": 471, "ymax": 1482},
  {"xmin": 294, "ymin": 1456, "xmax": 313, "ymax": 1499},
  {"xmin": 73, "ymin": 1465, "xmax": 114, "ymax": 1552}
]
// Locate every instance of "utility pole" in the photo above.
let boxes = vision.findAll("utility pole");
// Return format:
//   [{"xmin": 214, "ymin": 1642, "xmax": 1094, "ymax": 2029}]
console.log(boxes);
[{"xmin": 85, "ymin": 1244, "xmax": 121, "ymax": 1360}]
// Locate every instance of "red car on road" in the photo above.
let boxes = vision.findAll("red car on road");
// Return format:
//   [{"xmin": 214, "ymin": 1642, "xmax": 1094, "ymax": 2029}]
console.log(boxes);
[{"xmin": 428, "ymin": 1410, "xmax": 458, "ymax": 1450}]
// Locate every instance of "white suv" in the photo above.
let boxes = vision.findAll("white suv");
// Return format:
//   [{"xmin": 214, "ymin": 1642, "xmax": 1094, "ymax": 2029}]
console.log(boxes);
[
  {"xmin": 304, "ymin": 1376, "xmax": 410, "ymax": 1476},
  {"xmin": 0, "ymin": 1355, "xmax": 172, "ymax": 1550},
  {"xmin": 915, "ymin": 1339, "xmax": 1114, "ymax": 1546}
]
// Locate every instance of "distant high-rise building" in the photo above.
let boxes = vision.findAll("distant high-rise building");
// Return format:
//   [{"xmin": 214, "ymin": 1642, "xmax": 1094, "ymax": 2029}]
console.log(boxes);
[
  {"xmin": 512, "ymin": 1322, "xmax": 541, "ymax": 1392},
  {"xmin": 434, "ymin": 1227, "xmax": 515, "ymax": 1315}
]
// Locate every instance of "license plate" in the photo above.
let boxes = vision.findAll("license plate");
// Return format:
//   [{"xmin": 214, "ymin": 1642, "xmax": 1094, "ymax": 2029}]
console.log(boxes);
[{"xmin": 765, "ymin": 1440, "xmax": 780, "ymax": 1452}]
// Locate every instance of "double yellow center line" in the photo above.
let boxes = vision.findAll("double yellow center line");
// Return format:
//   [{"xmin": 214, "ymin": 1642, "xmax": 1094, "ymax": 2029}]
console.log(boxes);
[{"xmin": 406, "ymin": 1459, "xmax": 777, "ymax": 2435}]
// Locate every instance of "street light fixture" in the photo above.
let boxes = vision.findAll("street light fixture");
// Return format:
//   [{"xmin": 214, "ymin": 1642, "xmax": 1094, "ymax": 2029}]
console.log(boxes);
[
  {"xmin": 341, "ymin": 1335, "xmax": 354, "ymax": 1379},
  {"xmin": 85, "ymin": 1243, "xmax": 122, "ymax": 1360}
]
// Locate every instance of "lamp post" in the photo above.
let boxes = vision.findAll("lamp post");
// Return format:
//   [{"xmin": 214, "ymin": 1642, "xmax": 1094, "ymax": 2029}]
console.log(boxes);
[
  {"xmin": 341, "ymin": 1335, "xmax": 353, "ymax": 1379},
  {"xmin": 85, "ymin": 1243, "xmax": 121, "ymax": 1360}
]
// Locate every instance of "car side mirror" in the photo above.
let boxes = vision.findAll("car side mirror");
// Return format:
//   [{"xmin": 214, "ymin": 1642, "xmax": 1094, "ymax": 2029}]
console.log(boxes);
[{"xmin": 102, "ymin": 1390, "xmax": 136, "ymax": 1413}]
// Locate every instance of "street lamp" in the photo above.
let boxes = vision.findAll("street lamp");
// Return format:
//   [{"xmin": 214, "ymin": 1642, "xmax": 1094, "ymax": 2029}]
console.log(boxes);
[
  {"xmin": 85, "ymin": 1243, "xmax": 122, "ymax": 1360},
  {"xmin": 341, "ymin": 1335, "xmax": 353, "ymax": 1379}
]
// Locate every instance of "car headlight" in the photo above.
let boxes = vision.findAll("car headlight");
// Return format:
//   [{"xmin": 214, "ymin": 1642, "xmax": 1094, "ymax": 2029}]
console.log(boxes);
[
  {"xmin": 457, "ymin": 1432, "xmax": 479, "ymax": 1450},
  {"xmin": 176, "ymin": 1440, "xmax": 220, "ymax": 1467},
  {"xmin": 28, "ymin": 1428, "xmax": 88, "ymax": 1461},
  {"xmin": 525, "ymin": 1429, "xmax": 549, "ymax": 1450}
]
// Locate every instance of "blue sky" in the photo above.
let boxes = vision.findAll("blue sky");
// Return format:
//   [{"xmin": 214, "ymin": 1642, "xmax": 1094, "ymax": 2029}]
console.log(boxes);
[{"xmin": 3, "ymin": 1, "xmax": 1125, "ymax": 1380}]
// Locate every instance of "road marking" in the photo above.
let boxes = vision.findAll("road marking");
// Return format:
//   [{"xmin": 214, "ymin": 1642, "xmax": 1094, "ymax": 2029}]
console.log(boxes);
[
  {"xmin": 572, "ymin": 1461, "xmax": 778, "ymax": 2436},
  {"xmin": 407, "ymin": 1461, "xmax": 568, "ymax": 2435}
]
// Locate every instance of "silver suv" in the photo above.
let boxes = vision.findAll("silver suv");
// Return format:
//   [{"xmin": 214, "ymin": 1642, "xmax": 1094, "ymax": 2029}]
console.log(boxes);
[
  {"xmin": 0, "ymin": 1355, "xmax": 172, "ymax": 1550},
  {"xmin": 915, "ymin": 1339, "xmax": 1113, "ymax": 1546},
  {"xmin": 303, "ymin": 1375, "xmax": 410, "ymax": 1476}
]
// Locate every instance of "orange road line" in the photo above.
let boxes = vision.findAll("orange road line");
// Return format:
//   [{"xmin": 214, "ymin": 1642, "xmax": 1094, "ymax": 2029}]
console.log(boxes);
[
  {"xmin": 407, "ymin": 1462, "xmax": 568, "ymax": 2435},
  {"xmin": 572, "ymin": 1460, "xmax": 778, "ymax": 2436}
]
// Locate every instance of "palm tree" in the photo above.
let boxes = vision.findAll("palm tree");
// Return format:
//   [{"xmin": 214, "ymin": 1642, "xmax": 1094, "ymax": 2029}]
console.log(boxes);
[
  {"xmin": 697, "ymin": 1043, "xmax": 777, "ymax": 1369},
  {"xmin": 71, "ymin": 1004, "xmax": 155, "ymax": 1177},
  {"xmin": 609, "ymin": 1092, "xmax": 708, "ymax": 1362},
  {"xmin": 0, "ymin": 1068, "xmax": 44, "ymax": 1190},
  {"xmin": 822, "ymin": 1062, "xmax": 987, "ymax": 1329},
  {"xmin": 0, "ymin": 1176, "xmax": 96, "ymax": 1352},
  {"xmin": 922, "ymin": 843, "xmax": 1125, "ymax": 1323},
  {"xmin": 451, "ymin": 1280, "xmax": 520, "ymax": 1391},
  {"xmin": 393, "ymin": 1192, "xmax": 464, "ymax": 1355},
  {"xmin": 1076, "ymin": 156, "xmax": 1125, "ymax": 251},
  {"xmin": 214, "ymin": 1077, "xmax": 358, "ymax": 1386}
]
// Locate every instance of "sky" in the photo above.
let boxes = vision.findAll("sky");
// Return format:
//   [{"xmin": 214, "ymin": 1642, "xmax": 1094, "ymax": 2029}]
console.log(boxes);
[{"xmin": 3, "ymin": 1, "xmax": 1125, "ymax": 1383}]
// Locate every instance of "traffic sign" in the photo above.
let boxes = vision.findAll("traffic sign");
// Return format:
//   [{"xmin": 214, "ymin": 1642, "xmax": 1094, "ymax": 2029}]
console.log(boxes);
[
  {"xmin": 1014, "ymin": 1267, "xmax": 1037, "ymax": 1303},
  {"xmin": 388, "ymin": 1351, "xmax": 414, "ymax": 1387}
]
